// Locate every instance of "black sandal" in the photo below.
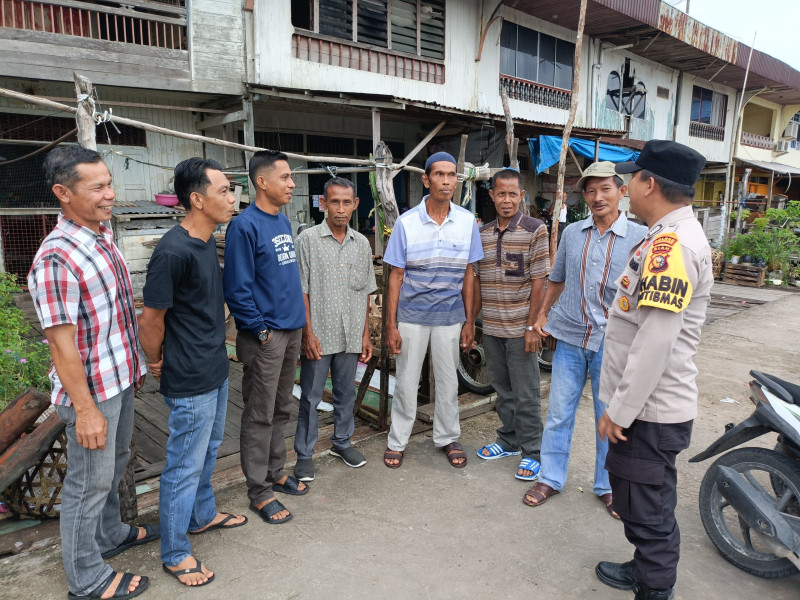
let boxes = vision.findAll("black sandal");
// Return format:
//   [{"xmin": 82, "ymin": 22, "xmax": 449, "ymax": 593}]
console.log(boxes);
[
  {"xmin": 249, "ymin": 499, "xmax": 293, "ymax": 524},
  {"xmin": 162, "ymin": 558, "xmax": 215, "ymax": 587},
  {"xmin": 68, "ymin": 571, "xmax": 150, "ymax": 599}
]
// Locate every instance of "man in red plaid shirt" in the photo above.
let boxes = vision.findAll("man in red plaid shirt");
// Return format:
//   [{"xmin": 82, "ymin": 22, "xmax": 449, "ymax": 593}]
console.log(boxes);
[{"xmin": 28, "ymin": 147, "xmax": 155, "ymax": 600}]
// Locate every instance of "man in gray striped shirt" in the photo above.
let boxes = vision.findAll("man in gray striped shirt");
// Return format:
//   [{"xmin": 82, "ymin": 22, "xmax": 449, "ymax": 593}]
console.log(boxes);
[{"xmin": 525, "ymin": 161, "xmax": 646, "ymax": 515}]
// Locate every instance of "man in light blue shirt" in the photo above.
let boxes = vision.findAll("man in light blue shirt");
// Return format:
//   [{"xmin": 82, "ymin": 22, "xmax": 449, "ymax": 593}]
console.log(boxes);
[
  {"xmin": 382, "ymin": 152, "xmax": 484, "ymax": 469},
  {"xmin": 525, "ymin": 161, "xmax": 646, "ymax": 514}
]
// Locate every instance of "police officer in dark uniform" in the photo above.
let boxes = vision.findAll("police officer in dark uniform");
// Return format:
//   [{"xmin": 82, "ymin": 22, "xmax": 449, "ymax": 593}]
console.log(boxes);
[{"xmin": 594, "ymin": 140, "xmax": 713, "ymax": 600}]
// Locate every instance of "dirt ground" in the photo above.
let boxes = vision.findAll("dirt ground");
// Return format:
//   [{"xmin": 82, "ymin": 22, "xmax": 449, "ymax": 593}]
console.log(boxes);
[{"xmin": 2, "ymin": 295, "xmax": 800, "ymax": 599}]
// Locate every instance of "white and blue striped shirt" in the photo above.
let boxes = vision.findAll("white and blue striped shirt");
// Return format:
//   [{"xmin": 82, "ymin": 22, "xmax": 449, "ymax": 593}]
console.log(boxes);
[{"xmin": 384, "ymin": 196, "xmax": 483, "ymax": 326}]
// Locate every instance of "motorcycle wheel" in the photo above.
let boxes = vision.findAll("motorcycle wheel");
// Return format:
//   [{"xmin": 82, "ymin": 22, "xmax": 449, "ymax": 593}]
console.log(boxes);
[
  {"xmin": 457, "ymin": 320, "xmax": 494, "ymax": 395},
  {"xmin": 537, "ymin": 346, "xmax": 554, "ymax": 372},
  {"xmin": 698, "ymin": 447, "xmax": 800, "ymax": 578}
]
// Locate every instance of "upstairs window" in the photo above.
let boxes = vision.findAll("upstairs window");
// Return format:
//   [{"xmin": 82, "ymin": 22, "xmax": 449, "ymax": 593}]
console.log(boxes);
[
  {"xmin": 691, "ymin": 86, "xmax": 727, "ymax": 128},
  {"xmin": 291, "ymin": 0, "xmax": 445, "ymax": 59},
  {"xmin": 500, "ymin": 22, "xmax": 574, "ymax": 90}
]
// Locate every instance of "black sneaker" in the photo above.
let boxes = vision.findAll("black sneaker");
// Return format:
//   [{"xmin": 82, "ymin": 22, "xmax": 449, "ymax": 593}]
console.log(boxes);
[
  {"xmin": 294, "ymin": 458, "xmax": 315, "ymax": 482},
  {"xmin": 595, "ymin": 560, "xmax": 636, "ymax": 591},
  {"xmin": 330, "ymin": 446, "xmax": 366, "ymax": 468}
]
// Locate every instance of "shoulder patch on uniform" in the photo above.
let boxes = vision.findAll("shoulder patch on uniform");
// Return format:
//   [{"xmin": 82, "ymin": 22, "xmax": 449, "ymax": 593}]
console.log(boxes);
[{"xmin": 637, "ymin": 233, "xmax": 693, "ymax": 313}]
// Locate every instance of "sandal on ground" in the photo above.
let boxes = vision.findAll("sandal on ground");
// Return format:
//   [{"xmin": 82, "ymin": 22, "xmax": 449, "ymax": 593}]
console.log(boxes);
[
  {"xmin": 68, "ymin": 571, "xmax": 150, "ymax": 599},
  {"xmin": 162, "ymin": 558, "xmax": 215, "ymax": 587},
  {"xmin": 100, "ymin": 523, "xmax": 159, "ymax": 559},
  {"xmin": 249, "ymin": 499, "xmax": 293, "ymax": 524},
  {"xmin": 514, "ymin": 457, "xmax": 541, "ymax": 481},
  {"xmin": 188, "ymin": 513, "xmax": 248, "ymax": 535},
  {"xmin": 272, "ymin": 475, "xmax": 308, "ymax": 496},
  {"xmin": 599, "ymin": 493, "xmax": 621, "ymax": 519},
  {"xmin": 523, "ymin": 481, "xmax": 559, "ymax": 507},
  {"xmin": 384, "ymin": 448, "xmax": 404, "ymax": 469},
  {"xmin": 476, "ymin": 443, "xmax": 521, "ymax": 460},
  {"xmin": 443, "ymin": 442, "xmax": 467, "ymax": 468}
]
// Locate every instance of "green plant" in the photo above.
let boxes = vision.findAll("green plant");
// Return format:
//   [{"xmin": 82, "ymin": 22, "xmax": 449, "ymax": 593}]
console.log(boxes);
[
  {"xmin": 721, "ymin": 234, "xmax": 747, "ymax": 259},
  {"xmin": 0, "ymin": 273, "xmax": 51, "ymax": 410}
]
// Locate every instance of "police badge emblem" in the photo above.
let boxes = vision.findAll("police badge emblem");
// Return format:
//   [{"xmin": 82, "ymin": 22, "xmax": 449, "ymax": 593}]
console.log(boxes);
[
  {"xmin": 621, "ymin": 275, "xmax": 630, "ymax": 289},
  {"xmin": 619, "ymin": 296, "xmax": 630, "ymax": 312}
]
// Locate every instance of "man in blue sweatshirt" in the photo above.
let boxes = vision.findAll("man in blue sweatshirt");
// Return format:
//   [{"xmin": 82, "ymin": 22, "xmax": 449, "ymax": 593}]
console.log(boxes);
[{"xmin": 224, "ymin": 150, "xmax": 307, "ymax": 525}]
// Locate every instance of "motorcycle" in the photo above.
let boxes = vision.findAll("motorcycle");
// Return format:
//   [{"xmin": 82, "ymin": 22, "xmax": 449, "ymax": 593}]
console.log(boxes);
[{"xmin": 690, "ymin": 370, "xmax": 800, "ymax": 578}]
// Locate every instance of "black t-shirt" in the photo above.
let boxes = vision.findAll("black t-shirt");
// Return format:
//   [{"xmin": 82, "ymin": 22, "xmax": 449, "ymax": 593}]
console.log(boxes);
[{"xmin": 143, "ymin": 225, "xmax": 229, "ymax": 397}]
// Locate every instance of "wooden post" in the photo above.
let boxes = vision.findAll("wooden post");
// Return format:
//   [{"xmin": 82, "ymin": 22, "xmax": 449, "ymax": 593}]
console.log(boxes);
[
  {"xmin": 550, "ymin": 0, "xmax": 587, "ymax": 264},
  {"xmin": 73, "ymin": 72, "xmax": 137, "ymax": 520},
  {"xmin": 453, "ymin": 134, "xmax": 469, "ymax": 204},
  {"xmin": 73, "ymin": 73, "xmax": 96, "ymax": 151},
  {"xmin": 0, "ymin": 388, "xmax": 51, "ymax": 455},
  {"xmin": 372, "ymin": 109, "xmax": 384, "ymax": 255},
  {"xmin": 373, "ymin": 141, "xmax": 400, "ymax": 430}
]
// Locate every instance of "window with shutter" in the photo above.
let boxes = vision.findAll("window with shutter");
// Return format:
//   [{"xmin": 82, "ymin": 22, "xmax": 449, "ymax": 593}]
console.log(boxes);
[
  {"xmin": 419, "ymin": 1, "xmax": 445, "ymax": 59},
  {"xmin": 319, "ymin": 0, "xmax": 353, "ymax": 40},
  {"xmin": 357, "ymin": 0, "xmax": 388, "ymax": 47}
]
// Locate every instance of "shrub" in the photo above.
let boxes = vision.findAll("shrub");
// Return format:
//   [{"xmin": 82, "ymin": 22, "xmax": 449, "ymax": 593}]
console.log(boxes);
[{"xmin": 0, "ymin": 273, "xmax": 51, "ymax": 410}]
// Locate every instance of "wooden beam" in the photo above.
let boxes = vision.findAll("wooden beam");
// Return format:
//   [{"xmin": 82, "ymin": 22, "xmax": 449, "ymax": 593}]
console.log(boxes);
[
  {"xmin": 509, "ymin": 137, "xmax": 519, "ymax": 169},
  {"xmin": 568, "ymin": 145, "xmax": 584, "ymax": 175},
  {"xmin": 0, "ymin": 388, "xmax": 51, "ymax": 455},
  {"xmin": 196, "ymin": 109, "xmax": 246, "ymax": 131},
  {"xmin": 373, "ymin": 109, "xmax": 383, "ymax": 255},
  {"xmin": 391, "ymin": 120, "xmax": 447, "ymax": 179},
  {"xmin": 550, "ymin": 0, "xmax": 587, "ymax": 265}
]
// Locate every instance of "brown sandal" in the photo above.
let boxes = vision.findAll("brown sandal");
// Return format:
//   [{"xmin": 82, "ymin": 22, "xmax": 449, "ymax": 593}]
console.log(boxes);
[
  {"xmin": 599, "ymin": 493, "xmax": 621, "ymax": 519},
  {"xmin": 384, "ymin": 448, "xmax": 404, "ymax": 469},
  {"xmin": 443, "ymin": 442, "xmax": 467, "ymax": 468},
  {"xmin": 523, "ymin": 482, "xmax": 559, "ymax": 507}
]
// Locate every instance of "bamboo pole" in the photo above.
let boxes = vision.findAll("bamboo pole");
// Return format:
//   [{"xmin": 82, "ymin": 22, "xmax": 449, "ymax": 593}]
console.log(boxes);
[{"xmin": 550, "ymin": 0, "xmax": 587, "ymax": 264}]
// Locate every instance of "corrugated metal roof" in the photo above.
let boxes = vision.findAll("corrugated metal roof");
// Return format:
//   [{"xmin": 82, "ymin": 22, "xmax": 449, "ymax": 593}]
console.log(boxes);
[
  {"xmin": 510, "ymin": 0, "xmax": 800, "ymax": 104},
  {"xmin": 112, "ymin": 200, "xmax": 183, "ymax": 216},
  {"xmin": 735, "ymin": 157, "xmax": 800, "ymax": 176}
]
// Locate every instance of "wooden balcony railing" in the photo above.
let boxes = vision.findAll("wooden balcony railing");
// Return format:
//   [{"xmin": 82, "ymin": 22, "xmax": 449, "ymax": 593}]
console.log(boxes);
[
  {"xmin": 0, "ymin": 0, "xmax": 187, "ymax": 50},
  {"xmin": 689, "ymin": 120, "xmax": 724, "ymax": 141},
  {"xmin": 499, "ymin": 75, "xmax": 570, "ymax": 110},
  {"xmin": 740, "ymin": 131, "xmax": 774, "ymax": 150}
]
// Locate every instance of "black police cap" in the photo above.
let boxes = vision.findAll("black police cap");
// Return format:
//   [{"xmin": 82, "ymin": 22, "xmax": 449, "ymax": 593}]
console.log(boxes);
[{"xmin": 615, "ymin": 140, "xmax": 706, "ymax": 187}]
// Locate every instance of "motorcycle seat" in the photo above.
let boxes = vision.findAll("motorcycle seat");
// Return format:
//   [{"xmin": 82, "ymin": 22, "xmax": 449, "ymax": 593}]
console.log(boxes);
[{"xmin": 750, "ymin": 370, "xmax": 800, "ymax": 406}]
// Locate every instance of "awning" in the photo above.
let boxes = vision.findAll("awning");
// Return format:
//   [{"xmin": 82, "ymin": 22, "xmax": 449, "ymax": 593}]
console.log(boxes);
[
  {"xmin": 735, "ymin": 157, "xmax": 800, "ymax": 177},
  {"xmin": 529, "ymin": 136, "xmax": 640, "ymax": 174}
]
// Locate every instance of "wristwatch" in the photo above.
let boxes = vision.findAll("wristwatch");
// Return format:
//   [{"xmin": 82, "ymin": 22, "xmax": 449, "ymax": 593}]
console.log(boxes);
[
  {"xmin": 257, "ymin": 328, "xmax": 272, "ymax": 343},
  {"xmin": 526, "ymin": 325, "xmax": 535, "ymax": 331}
]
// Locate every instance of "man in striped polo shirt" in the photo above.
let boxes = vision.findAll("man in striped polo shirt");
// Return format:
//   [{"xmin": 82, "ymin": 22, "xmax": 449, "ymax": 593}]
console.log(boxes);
[
  {"xmin": 383, "ymin": 152, "xmax": 484, "ymax": 469},
  {"xmin": 525, "ymin": 161, "xmax": 647, "ymax": 515},
  {"xmin": 474, "ymin": 169, "xmax": 550, "ymax": 480}
]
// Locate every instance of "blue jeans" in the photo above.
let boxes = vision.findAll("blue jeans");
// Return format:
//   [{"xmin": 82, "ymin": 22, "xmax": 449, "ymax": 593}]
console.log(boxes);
[
  {"xmin": 539, "ymin": 340, "xmax": 610, "ymax": 496},
  {"xmin": 160, "ymin": 379, "xmax": 228, "ymax": 566},
  {"xmin": 56, "ymin": 386, "xmax": 135, "ymax": 596}
]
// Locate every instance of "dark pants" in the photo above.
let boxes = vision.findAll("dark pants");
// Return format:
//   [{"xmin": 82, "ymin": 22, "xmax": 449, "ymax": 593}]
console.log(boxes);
[
  {"xmin": 483, "ymin": 334, "xmax": 543, "ymax": 460},
  {"xmin": 294, "ymin": 352, "xmax": 358, "ymax": 459},
  {"xmin": 237, "ymin": 328, "xmax": 302, "ymax": 504},
  {"xmin": 605, "ymin": 419, "xmax": 693, "ymax": 590}
]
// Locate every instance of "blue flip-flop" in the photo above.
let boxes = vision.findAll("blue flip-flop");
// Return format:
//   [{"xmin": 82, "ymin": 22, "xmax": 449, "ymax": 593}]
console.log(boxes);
[
  {"xmin": 515, "ymin": 457, "xmax": 541, "ymax": 481},
  {"xmin": 476, "ymin": 443, "xmax": 521, "ymax": 460}
]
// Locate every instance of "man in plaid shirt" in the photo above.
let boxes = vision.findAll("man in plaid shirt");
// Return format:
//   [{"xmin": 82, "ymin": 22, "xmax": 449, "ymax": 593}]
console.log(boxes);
[{"xmin": 28, "ymin": 147, "xmax": 155, "ymax": 600}]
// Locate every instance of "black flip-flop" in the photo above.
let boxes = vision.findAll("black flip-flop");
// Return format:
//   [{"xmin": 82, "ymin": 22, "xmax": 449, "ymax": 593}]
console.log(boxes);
[
  {"xmin": 188, "ymin": 513, "xmax": 248, "ymax": 535},
  {"xmin": 100, "ymin": 524, "xmax": 159, "ymax": 559},
  {"xmin": 68, "ymin": 571, "xmax": 149, "ymax": 599},
  {"xmin": 272, "ymin": 475, "xmax": 308, "ymax": 496},
  {"xmin": 162, "ymin": 559, "xmax": 215, "ymax": 587},
  {"xmin": 249, "ymin": 499, "xmax": 293, "ymax": 524}
]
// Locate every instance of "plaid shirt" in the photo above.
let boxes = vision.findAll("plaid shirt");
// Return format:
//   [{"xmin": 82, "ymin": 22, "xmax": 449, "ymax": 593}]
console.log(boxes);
[{"xmin": 28, "ymin": 215, "xmax": 144, "ymax": 407}]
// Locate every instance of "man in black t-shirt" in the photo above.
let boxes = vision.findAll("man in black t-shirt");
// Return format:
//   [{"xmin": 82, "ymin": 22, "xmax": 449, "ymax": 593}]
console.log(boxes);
[{"xmin": 139, "ymin": 158, "xmax": 247, "ymax": 588}]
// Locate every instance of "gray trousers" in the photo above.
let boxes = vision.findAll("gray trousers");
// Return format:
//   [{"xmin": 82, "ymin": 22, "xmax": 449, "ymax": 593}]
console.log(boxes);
[
  {"xmin": 387, "ymin": 322, "xmax": 462, "ymax": 451},
  {"xmin": 55, "ymin": 386, "xmax": 134, "ymax": 596},
  {"xmin": 237, "ymin": 328, "xmax": 302, "ymax": 504},
  {"xmin": 294, "ymin": 352, "xmax": 358, "ymax": 460},
  {"xmin": 483, "ymin": 334, "xmax": 543, "ymax": 460}
]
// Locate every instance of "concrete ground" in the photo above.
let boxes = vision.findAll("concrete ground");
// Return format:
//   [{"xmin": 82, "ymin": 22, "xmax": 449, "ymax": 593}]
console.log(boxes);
[{"xmin": 2, "ymin": 295, "xmax": 800, "ymax": 599}]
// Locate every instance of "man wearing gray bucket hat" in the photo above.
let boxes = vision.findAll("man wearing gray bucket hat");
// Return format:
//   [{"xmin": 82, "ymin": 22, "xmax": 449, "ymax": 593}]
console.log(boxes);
[{"xmin": 594, "ymin": 140, "xmax": 713, "ymax": 600}]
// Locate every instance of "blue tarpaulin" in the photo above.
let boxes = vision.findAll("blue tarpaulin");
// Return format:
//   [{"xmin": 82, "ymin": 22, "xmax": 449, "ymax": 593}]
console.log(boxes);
[{"xmin": 529, "ymin": 136, "xmax": 640, "ymax": 174}]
